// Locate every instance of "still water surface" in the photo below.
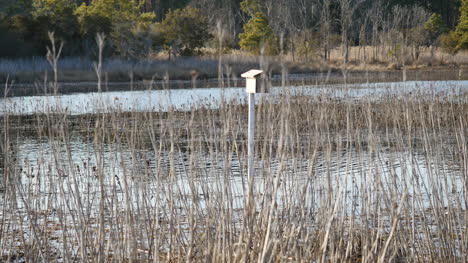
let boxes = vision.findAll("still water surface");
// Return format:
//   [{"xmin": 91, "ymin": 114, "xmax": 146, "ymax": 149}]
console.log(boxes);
[{"xmin": 1, "ymin": 80, "xmax": 467, "ymax": 115}]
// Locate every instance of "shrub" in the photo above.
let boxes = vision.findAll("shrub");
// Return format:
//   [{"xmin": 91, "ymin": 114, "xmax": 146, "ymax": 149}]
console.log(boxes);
[
  {"xmin": 294, "ymin": 30, "xmax": 320, "ymax": 62},
  {"xmin": 440, "ymin": 32, "xmax": 460, "ymax": 53},
  {"xmin": 74, "ymin": 0, "xmax": 156, "ymax": 58},
  {"xmin": 75, "ymin": 0, "xmax": 155, "ymax": 35},
  {"xmin": 158, "ymin": 7, "xmax": 212, "ymax": 57}
]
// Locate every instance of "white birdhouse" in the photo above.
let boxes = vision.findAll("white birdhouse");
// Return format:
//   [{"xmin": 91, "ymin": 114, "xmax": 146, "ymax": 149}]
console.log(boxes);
[{"xmin": 241, "ymin": 69, "xmax": 267, "ymax": 93}]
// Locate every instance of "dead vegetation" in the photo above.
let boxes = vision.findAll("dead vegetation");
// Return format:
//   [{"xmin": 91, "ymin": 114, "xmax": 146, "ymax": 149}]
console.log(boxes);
[{"xmin": 0, "ymin": 75, "xmax": 466, "ymax": 262}]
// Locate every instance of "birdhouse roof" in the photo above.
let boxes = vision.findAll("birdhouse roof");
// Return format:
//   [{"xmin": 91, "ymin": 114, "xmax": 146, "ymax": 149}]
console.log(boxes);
[{"xmin": 241, "ymin": 69, "xmax": 263, "ymax": 79}]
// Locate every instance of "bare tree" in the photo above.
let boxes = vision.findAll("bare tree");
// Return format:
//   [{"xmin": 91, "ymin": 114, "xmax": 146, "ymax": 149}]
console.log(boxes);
[
  {"xmin": 358, "ymin": 15, "xmax": 369, "ymax": 62},
  {"xmin": 339, "ymin": 0, "xmax": 364, "ymax": 64},
  {"xmin": 369, "ymin": 0, "xmax": 385, "ymax": 62},
  {"xmin": 263, "ymin": 0, "xmax": 320, "ymax": 62},
  {"xmin": 384, "ymin": 5, "xmax": 429, "ymax": 65},
  {"xmin": 190, "ymin": 0, "xmax": 241, "ymax": 47},
  {"xmin": 320, "ymin": 0, "xmax": 333, "ymax": 61}
]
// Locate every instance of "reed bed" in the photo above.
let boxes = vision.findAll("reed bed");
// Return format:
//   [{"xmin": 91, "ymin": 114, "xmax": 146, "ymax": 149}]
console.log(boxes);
[
  {"xmin": 0, "ymin": 76, "xmax": 466, "ymax": 262},
  {"xmin": 0, "ymin": 56, "xmax": 258, "ymax": 84}
]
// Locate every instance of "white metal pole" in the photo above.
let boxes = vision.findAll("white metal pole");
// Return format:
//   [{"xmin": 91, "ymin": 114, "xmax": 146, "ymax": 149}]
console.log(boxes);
[{"xmin": 248, "ymin": 92, "xmax": 255, "ymax": 179}]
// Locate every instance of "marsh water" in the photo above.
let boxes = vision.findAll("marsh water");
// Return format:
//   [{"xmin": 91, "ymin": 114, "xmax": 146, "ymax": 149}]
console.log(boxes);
[
  {"xmin": 1, "ymin": 80, "xmax": 467, "ymax": 115},
  {"xmin": 1, "ymin": 80, "xmax": 466, "ymax": 260},
  {"xmin": 2, "ymin": 81, "xmax": 466, "ymax": 205}
]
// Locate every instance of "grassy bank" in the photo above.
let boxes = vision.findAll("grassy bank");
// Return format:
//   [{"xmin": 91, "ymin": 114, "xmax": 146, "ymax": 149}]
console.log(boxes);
[{"xmin": 1, "ymin": 47, "xmax": 467, "ymax": 84}]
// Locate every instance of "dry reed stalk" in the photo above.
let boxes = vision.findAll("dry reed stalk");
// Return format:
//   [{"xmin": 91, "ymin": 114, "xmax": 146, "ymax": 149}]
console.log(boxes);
[{"xmin": 0, "ymin": 45, "xmax": 466, "ymax": 263}]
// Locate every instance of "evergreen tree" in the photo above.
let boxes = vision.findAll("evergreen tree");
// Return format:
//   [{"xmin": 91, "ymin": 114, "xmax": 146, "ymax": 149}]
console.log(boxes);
[
  {"xmin": 28, "ymin": 0, "xmax": 81, "ymax": 54},
  {"xmin": 74, "ymin": 0, "xmax": 156, "ymax": 57},
  {"xmin": 157, "ymin": 7, "xmax": 212, "ymax": 56},
  {"xmin": 455, "ymin": 0, "xmax": 468, "ymax": 50},
  {"xmin": 75, "ymin": 0, "xmax": 155, "ymax": 36},
  {"xmin": 239, "ymin": 0, "xmax": 261, "ymax": 17},
  {"xmin": 441, "ymin": 0, "xmax": 467, "ymax": 52},
  {"xmin": 238, "ymin": 0, "xmax": 277, "ymax": 55},
  {"xmin": 424, "ymin": 13, "xmax": 447, "ymax": 40}
]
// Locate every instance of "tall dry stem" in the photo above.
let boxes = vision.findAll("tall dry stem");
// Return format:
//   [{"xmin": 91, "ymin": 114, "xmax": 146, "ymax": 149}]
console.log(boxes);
[{"xmin": 46, "ymin": 32, "xmax": 63, "ymax": 95}]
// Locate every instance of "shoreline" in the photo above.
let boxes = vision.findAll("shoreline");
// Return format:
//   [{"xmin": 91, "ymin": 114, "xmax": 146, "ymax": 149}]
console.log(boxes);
[{"xmin": 2, "ymin": 68, "xmax": 466, "ymax": 97}]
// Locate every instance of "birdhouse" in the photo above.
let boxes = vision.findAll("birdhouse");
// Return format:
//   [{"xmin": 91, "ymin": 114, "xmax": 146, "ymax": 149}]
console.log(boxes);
[{"xmin": 241, "ymin": 69, "xmax": 268, "ymax": 93}]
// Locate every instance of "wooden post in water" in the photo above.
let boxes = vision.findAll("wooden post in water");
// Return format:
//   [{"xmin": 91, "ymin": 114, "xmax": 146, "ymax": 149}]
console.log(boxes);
[
  {"xmin": 240, "ymin": 70, "xmax": 268, "ymax": 254},
  {"xmin": 248, "ymin": 92, "xmax": 255, "ymax": 179},
  {"xmin": 241, "ymin": 69, "xmax": 265, "ymax": 179}
]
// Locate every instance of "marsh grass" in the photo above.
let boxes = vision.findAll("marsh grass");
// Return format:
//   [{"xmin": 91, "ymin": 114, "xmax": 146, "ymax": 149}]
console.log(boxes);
[
  {"xmin": 0, "ymin": 55, "xmax": 259, "ymax": 85},
  {"xmin": 1, "ymin": 46, "xmax": 467, "ymax": 90},
  {"xmin": 0, "ymin": 74, "xmax": 467, "ymax": 262},
  {"xmin": 0, "ymin": 34, "xmax": 466, "ymax": 261}
]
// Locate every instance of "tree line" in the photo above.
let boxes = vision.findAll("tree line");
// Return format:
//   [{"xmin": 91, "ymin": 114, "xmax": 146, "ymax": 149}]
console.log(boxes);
[{"xmin": 0, "ymin": 0, "xmax": 466, "ymax": 60}]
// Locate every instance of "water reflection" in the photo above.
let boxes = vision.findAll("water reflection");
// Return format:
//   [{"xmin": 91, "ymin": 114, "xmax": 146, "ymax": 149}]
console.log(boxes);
[{"xmin": 6, "ymin": 134, "xmax": 464, "ymax": 213}]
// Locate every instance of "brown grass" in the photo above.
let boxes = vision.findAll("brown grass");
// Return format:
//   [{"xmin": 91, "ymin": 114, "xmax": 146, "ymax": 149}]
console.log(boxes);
[
  {"xmin": 0, "ymin": 37, "xmax": 466, "ymax": 261},
  {"xmin": 0, "ymin": 76, "xmax": 466, "ymax": 262}
]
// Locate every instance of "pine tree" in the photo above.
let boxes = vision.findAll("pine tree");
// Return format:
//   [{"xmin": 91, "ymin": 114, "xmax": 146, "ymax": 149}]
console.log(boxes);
[
  {"xmin": 29, "ymin": 0, "xmax": 80, "ymax": 54},
  {"xmin": 238, "ymin": 0, "xmax": 277, "ymax": 55},
  {"xmin": 157, "ymin": 7, "xmax": 212, "ymax": 56},
  {"xmin": 424, "ymin": 13, "xmax": 447, "ymax": 41},
  {"xmin": 455, "ymin": 0, "xmax": 468, "ymax": 50},
  {"xmin": 75, "ymin": 0, "xmax": 155, "ymax": 35},
  {"xmin": 441, "ymin": 0, "xmax": 468, "ymax": 52},
  {"xmin": 74, "ymin": 0, "xmax": 156, "ymax": 57}
]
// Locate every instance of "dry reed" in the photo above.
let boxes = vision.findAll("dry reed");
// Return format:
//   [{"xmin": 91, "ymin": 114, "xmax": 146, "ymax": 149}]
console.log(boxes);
[{"xmin": 0, "ymin": 42, "xmax": 466, "ymax": 263}]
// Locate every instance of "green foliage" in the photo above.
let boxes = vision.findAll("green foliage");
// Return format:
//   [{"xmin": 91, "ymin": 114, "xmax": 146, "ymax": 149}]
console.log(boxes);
[
  {"xmin": 442, "ymin": 0, "xmax": 468, "ymax": 52},
  {"xmin": 74, "ymin": 0, "xmax": 155, "ymax": 25},
  {"xmin": 0, "ymin": 0, "xmax": 32, "ymax": 18},
  {"xmin": 238, "ymin": 12, "xmax": 277, "ymax": 55},
  {"xmin": 32, "ymin": 0, "xmax": 74, "ymax": 18},
  {"xmin": 26, "ymin": 0, "xmax": 80, "ymax": 54},
  {"xmin": 424, "ymin": 13, "xmax": 448, "ymax": 39},
  {"xmin": 0, "ymin": 0, "xmax": 465, "ymax": 59},
  {"xmin": 74, "ymin": 4, "xmax": 111, "ymax": 36},
  {"xmin": 8, "ymin": 14, "xmax": 31, "ymax": 35},
  {"xmin": 238, "ymin": 0, "xmax": 278, "ymax": 55},
  {"xmin": 110, "ymin": 22, "xmax": 155, "ymax": 58},
  {"xmin": 240, "ymin": 0, "xmax": 261, "ymax": 16},
  {"xmin": 455, "ymin": 0, "xmax": 468, "ymax": 50},
  {"xmin": 74, "ymin": 0, "xmax": 156, "ymax": 57},
  {"xmin": 157, "ymin": 7, "xmax": 212, "ymax": 56},
  {"xmin": 440, "ymin": 31, "xmax": 461, "ymax": 53},
  {"xmin": 75, "ymin": 0, "xmax": 155, "ymax": 36}
]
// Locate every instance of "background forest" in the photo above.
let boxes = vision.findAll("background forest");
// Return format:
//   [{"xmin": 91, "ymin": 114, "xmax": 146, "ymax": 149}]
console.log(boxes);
[{"xmin": 0, "ymin": 0, "xmax": 467, "ymax": 64}]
